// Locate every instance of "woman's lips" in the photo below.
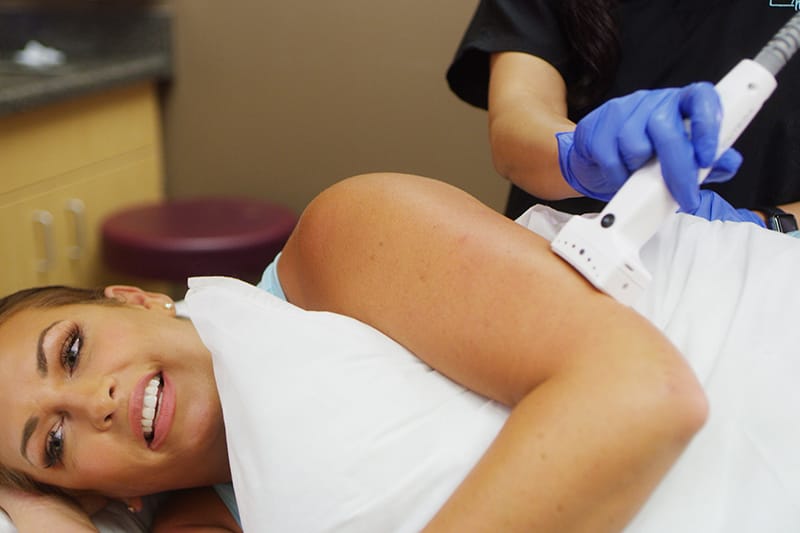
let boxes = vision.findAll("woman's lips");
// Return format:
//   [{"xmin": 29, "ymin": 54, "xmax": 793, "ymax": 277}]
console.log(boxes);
[{"xmin": 129, "ymin": 371, "xmax": 175, "ymax": 449}]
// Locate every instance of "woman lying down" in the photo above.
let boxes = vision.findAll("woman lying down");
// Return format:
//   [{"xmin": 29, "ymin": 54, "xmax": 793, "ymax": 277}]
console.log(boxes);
[{"xmin": 0, "ymin": 173, "xmax": 797, "ymax": 532}]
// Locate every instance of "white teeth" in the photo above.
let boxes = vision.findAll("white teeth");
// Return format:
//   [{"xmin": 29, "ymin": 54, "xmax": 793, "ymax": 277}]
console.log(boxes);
[{"xmin": 141, "ymin": 375, "xmax": 162, "ymax": 440}]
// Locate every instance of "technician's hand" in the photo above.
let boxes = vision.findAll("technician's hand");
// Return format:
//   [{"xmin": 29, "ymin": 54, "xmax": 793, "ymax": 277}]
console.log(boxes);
[
  {"xmin": 556, "ymin": 82, "xmax": 739, "ymax": 211},
  {"xmin": 682, "ymin": 190, "xmax": 765, "ymax": 227}
]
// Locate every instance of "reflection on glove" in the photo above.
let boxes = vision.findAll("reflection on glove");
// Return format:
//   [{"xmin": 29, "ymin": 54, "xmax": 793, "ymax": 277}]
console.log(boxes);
[
  {"xmin": 682, "ymin": 190, "xmax": 765, "ymax": 227},
  {"xmin": 557, "ymin": 83, "xmax": 739, "ymax": 211}
]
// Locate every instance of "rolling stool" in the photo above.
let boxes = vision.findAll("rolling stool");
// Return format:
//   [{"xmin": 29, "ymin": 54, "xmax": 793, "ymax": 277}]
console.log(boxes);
[{"xmin": 101, "ymin": 197, "xmax": 298, "ymax": 295}]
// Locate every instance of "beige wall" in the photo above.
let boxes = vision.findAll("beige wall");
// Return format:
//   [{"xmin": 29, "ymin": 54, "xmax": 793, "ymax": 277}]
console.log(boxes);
[{"xmin": 162, "ymin": 0, "xmax": 508, "ymax": 214}]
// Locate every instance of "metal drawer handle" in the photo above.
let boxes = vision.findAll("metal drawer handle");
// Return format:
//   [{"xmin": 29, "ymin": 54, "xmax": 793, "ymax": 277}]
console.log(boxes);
[
  {"xmin": 32, "ymin": 210, "xmax": 55, "ymax": 273},
  {"xmin": 65, "ymin": 198, "xmax": 87, "ymax": 261}
]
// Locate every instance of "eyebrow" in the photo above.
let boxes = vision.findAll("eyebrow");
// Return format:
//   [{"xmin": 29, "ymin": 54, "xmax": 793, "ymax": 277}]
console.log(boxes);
[
  {"xmin": 20, "ymin": 416, "xmax": 38, "ymax": 464},
  {"xmin": 22, "ymin": 321, "xmax": 60, "ymax": 464},
  {"xmin": 36, "ymin": 321, "xmax": 59, "ymax": 377}
]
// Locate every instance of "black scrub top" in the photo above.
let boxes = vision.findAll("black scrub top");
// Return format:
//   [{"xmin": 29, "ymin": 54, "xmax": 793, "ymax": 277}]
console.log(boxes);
[{"xmin": 448, "ymin": 0, "xmax": 800, "ymax": 218}]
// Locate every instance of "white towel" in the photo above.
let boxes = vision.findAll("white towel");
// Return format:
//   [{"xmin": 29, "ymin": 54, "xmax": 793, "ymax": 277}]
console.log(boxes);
[{"xmin": 186, "ymin": 208, "xmax": 800, "ymax": 532}]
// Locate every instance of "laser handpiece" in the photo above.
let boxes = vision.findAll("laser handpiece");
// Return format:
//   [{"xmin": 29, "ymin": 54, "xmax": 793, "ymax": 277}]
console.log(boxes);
[{"xmin": 551, "ymin": 11, "xmax": 800, "ymax": 306}]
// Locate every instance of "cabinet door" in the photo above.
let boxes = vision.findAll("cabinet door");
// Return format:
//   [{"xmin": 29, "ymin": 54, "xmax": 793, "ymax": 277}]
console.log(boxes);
[
  {"xmin": 2, "ymin": 192, "xmax": 72, "ymax": 293},
  {"xmin": 0, "ymin": 82, "xmax": 165, "ymax": 296},
  {"xmin": 0, "ymin": 148, "xmax": 162, "ymax": 295},
  {"xmin": 1, "ymin": 83, "xmax": 161, "ymax": 196},
  {"xmin": 69, "ymin": 148, "xmax": 162, "ymax": 288},
  {"xmin": 0, "ymin": 203, "xmax": 22, "ymax": 295}
]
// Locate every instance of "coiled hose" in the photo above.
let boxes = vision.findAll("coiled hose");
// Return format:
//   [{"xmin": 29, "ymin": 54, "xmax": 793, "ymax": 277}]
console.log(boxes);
[{"xmin": 755, "ymin": 11, "xmax": 800, "ymax": 75}]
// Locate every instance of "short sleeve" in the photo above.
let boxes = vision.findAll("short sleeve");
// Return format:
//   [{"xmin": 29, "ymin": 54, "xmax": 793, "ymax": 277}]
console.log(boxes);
[
  {"xmin": 256, "ymin": 253, "xmax": 287, "ymax": 301},
  {"xmin": 212, "ymin": 483, "xmax": 241, "ymax": 527},
  {"xmin": 446, "ymin": 0, "xmax": 572, "ymax": 109}
]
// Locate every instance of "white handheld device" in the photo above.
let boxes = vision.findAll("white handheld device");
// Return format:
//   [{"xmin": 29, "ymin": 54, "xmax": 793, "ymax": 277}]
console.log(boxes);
[{"xmin": 551, "ymin": 12, "xmax": 800, "ymax": 306}]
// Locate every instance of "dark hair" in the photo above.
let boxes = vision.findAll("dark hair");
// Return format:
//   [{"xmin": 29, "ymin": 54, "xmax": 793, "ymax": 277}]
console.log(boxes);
[
  {"xmin": 0, "ymin": 285, "xmax": 121, "ymax": 494},
  {"xmin": 560, "ymin": 0, "xmax": 621, "ymax": 110}
]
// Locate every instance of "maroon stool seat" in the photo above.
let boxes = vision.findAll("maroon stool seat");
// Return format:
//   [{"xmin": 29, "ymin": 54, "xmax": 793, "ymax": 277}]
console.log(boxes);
[{"xmin": 101, "ymin": 197, "xmax": 298, "ymax": 281}]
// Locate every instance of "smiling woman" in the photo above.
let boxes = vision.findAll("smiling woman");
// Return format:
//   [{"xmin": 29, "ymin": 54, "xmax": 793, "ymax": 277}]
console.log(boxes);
[
  {"xmin": 0, "ymin": 172, "xmax": 794, "ymax": 533},
  {"xmin": 0, "ymin": 287, "xmax": 116, "ymax": 492},
  {"xmin": 0, "ymin": 285, "xmax": 231, "ymax": 502}
]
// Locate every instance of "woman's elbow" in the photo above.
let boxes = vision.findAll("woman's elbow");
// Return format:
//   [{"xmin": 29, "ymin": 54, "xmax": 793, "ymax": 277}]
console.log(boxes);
[
  {"xmin": 488, "ymin": 121, "xmax": 523, "ymax": 182},
  {"xmin": 607, "ymin": 313, "xmax": 709, "ymax": 446},
  {"xmin": 572, "ymin": 319, "xmax": 709, "ymax": 453},
  {"xmin": 647, "ymin": 356, "xmax": 709, "ymax": 447}
]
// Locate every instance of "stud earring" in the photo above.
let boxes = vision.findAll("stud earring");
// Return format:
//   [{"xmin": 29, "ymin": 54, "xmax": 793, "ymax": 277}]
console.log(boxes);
[{"xmin": 164, "ymin": 302, "xmax": 174, "ymax": 310}]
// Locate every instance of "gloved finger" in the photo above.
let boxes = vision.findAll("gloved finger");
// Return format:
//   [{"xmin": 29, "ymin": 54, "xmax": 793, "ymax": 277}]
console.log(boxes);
[
  {"xmin": 704, "ymin": 148, "xmax": 742, "ymax": 184},
  {"xmin": 682, "ymin": 190, "xmax": 765, "ymax": 227},
  {"xmin": 647, "ymin": 91, "xmax": 700, "ymax": 211},
  {"xmin": 617, "ymin": 89, "xmax": 674, "ymax": 172},
  {"xmin": 573, "ymin": 97, "xmax": 637, "ymax": 190},
  {"xmin": 678, "ymin": 82, "xmax": 722, "ymax": 168},
  {"xmin": 678, "ymin": 188, "xmax": 715, "ymax": 215}
]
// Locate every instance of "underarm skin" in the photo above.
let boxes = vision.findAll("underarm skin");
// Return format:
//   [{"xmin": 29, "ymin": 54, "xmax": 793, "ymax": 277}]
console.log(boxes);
[{"xmin": 278, "ymin": 173, "xmax": 708, "ymax": 533}]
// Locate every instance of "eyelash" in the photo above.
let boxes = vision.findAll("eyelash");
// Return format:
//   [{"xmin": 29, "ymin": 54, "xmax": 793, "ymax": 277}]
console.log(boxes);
[
  {"xmin": 45, "ymin": 421, "xmax": 64, "ymax": 468},
  {"xmin": 44, "ymin": 325, "xmax": 82, "ymax": 467},
  {"xmin": 60, "ymin": 325, "xmax": 82, "ymax": 376}
]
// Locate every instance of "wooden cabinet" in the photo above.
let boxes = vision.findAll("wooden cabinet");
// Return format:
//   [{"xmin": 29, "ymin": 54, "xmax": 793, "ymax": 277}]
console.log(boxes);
[{"xmin": 0, "ymin": 82, "xmax": 164, "ymax": 295}]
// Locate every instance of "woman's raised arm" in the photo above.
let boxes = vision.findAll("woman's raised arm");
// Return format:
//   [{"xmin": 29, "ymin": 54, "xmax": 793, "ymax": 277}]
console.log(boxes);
[{"xmin": 278, "ymin": 173, "xmax": 707, "ymax": 533}]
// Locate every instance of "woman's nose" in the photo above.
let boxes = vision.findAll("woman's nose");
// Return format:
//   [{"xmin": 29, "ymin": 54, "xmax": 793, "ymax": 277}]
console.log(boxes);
[{"xmin": 56, "ymin": 377, "xmax": 119, "ymax": 430}]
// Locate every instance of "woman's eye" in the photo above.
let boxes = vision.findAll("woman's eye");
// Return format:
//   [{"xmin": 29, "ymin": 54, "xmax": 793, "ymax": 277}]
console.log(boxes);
[
  {"xmin": 61, "ymin": 327, "xmax": 82, "ymax": 374},
  {"xmin": 45, "ymin": 421, "xmax": 64, "ymax": 468}
]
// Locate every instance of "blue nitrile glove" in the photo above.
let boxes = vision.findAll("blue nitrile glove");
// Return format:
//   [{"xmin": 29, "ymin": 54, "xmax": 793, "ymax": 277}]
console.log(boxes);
[
  {"xmin": 682, "ymin": 189, "xmax": 765, "ymax": 227},
  {"xmin": 703, "ymin": 146, "xmax": 743, "ymax": 184},
  {"xmin": 556, "ymin": 82, "xmax": 740, "ymax": 212}
]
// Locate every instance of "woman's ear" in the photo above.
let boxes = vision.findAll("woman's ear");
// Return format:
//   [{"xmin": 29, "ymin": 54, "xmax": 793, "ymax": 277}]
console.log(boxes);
[
  {"xmin": 104, "ymin": 285, "xmax": 147, "ymax": 305},
  {"xmin": 104, "ymin": 285, "xmax": 175, "ymax": 314}
]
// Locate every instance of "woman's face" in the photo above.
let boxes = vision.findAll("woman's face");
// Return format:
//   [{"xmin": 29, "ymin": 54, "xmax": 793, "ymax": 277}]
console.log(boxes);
[{"xmin": 0, "ymin": 289, "xmax": 229, "ymax": 499}]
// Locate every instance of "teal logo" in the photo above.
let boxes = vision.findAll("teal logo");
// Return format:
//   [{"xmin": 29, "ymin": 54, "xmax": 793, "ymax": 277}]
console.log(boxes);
[{"xmin": 770, "ymin": 0, "xmax": 800, "ymax": 9}]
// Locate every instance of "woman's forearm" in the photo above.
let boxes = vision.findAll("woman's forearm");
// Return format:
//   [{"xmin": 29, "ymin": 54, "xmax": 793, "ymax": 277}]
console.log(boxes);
[
  {"xmin": 488, "ymin": 52, "xmax": 578, "ymax": 200},
  {"xmin": 422, "ymin": 327, "xmax": 707, "ymax": 532}
]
